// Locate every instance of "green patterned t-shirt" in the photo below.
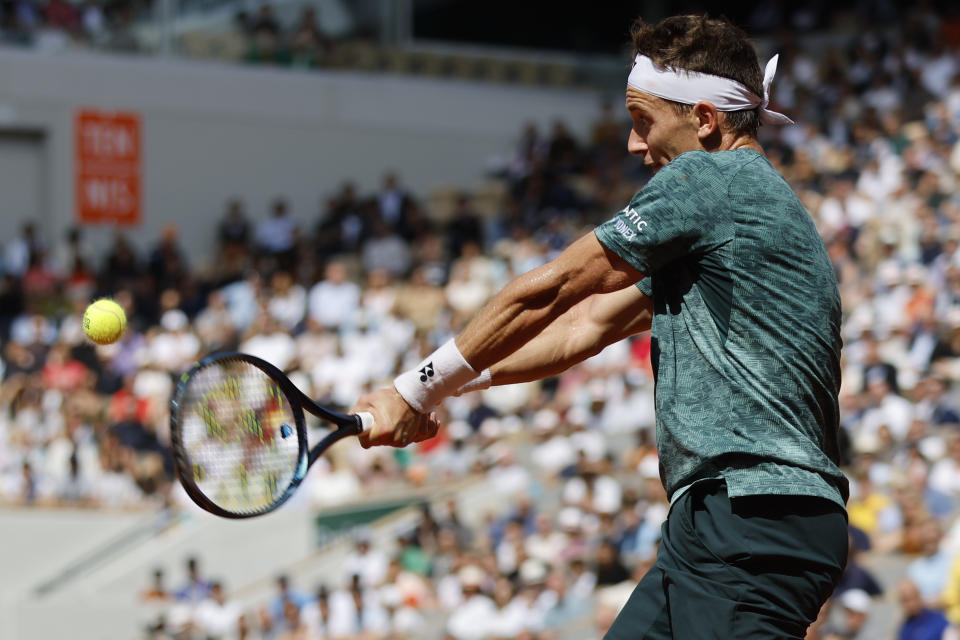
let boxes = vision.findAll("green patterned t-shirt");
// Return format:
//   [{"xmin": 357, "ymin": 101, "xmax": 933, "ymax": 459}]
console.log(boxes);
[{"xmin": 595, "ymin": 149, "xmax": 848, "ymax": 507}]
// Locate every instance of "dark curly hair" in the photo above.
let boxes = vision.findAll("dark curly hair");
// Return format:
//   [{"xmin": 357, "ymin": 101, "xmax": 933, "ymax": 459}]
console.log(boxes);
[{"xmin": 630, "ymin": 15, "xmax": 764, "ymax": 137}]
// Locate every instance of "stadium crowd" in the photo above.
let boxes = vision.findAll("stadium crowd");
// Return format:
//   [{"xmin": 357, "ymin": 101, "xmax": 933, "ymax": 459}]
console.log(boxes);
[{"xmin": 2, "ymin": 6, "xmax": 960, "ymax": 640}]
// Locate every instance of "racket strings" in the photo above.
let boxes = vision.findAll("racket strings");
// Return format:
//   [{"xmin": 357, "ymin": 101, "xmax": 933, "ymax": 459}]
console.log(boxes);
[{"xmin": 178, "ymin": 360, "xmax": 300, "ymax": 515}]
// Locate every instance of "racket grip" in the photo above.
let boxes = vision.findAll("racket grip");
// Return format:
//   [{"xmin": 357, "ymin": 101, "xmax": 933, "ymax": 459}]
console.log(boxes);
[{"xmin": 357, "ymin": 412, "xmax": 375, "ymax": 434}]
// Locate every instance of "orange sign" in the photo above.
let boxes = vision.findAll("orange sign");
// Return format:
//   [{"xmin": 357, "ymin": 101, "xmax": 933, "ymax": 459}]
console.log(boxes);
[{"xmin": 75, "ymin": 110, "xmax": 141, "ymax": 225}]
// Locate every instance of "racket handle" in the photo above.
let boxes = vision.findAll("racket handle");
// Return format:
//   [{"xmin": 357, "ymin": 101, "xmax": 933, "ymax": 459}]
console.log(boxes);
[{"xmin": 357, "ymin": 412, "xmax": 375, "ymax": 434}]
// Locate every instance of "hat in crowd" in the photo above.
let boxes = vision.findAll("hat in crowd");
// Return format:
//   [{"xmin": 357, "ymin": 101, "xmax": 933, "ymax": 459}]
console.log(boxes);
[
  {"xmin": 840, "ymin": 588, "xmax": 872, "ymax": 614},
  {"xmin": 853, "ymin": 431, "xmax": 881, "ymax": 455},
  {"xmin": 875, "ymin": 261, "xmax": 902, "ymax": 285},
  {"xmin": 447, "ymin": 420, "xmax": 472, "ymax": 441},
  {"xmin": 638, "ymin": 455, "xmax": 661, "ymax": 481},
  {"xmin": 946, "ymin": 307, "xmax": 960, "ymax": 329},
  {"xmin": 532, "ymin": 409, "xmax": 560, "ymax": 434},
  {"xmin": 352, "ymin": 527, "xmax": 372, "ymax": 545},
  {"xmin": 519, "ymin": 559, "xmax": 548, "ymax": 586},
  {"xmin": 458, "ymin": 565, "xmax": 485, "ymax": 588},
  {"xmin": 566, "ymin": 406, "xmax": 590, "ymax": 427},
  {"xmin": 160, "ymin": 309, "xmax": 188, "ymax": 331},
  {"xmin": 500, "ymin": 415, "xmax": 523, "ymax": 434},
  {"xmin": 558, "ymin": 506, "xmax": 583, "ymax": 531},
  {"xmin": 479, "ymin": 417, "xmax": 502, "ymax": 439},
  {"xmin": 905, "ymin": 264, "xmax": 928, "ymax": 286}
]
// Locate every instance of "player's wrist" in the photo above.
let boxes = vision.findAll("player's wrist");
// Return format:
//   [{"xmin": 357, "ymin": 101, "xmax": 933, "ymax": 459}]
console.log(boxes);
[
  {"xmin": 453, "ymin": 368, "xmax": 493, "ymax": 396},
  {"xmin": 393, "ymin": 338, "xmax": 479, "ymax": 412}
]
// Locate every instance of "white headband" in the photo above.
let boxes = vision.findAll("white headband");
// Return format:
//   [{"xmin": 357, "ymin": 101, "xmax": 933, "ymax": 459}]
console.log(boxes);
[{"xmin": 627, "ymin": 54, "xmax": 793, "ymax": 125}]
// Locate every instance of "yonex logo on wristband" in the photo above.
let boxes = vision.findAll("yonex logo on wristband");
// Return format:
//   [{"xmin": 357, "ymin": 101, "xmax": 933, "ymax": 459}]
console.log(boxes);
[
  {"xmin": 419, "ymin": 362, "xmax": 435, "ymax": 382},
  {"xmin": 395, "ymin": 339, "xmax": 477, "ymax": 413}
]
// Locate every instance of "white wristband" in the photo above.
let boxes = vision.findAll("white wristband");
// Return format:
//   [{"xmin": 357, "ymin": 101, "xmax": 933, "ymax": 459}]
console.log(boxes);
[
  {"xmin": 394, "ymin": 339, "xmax": 479, "ymax": 412},
  {"xmin": 454, "ymin": 369, "xmax": 493, "ymax": 396}
]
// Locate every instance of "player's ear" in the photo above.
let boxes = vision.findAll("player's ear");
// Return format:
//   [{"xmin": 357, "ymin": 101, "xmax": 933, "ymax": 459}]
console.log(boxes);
[{"xmin": 692, "ymin": 101, "xmax": 721, "ymax": 145}]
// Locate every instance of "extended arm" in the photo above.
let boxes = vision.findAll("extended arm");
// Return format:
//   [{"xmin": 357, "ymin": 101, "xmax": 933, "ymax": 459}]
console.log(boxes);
[
  {"xmin": 454, "ymin": 232, "xmax": 644, "ymax": 369},
  {"xmin": 354, "ymin": 232, "xmax": 644, "ymax": 447},
  {"xmin": 479, "ymin": 284, "xmax": 652, "ymax": 386}
]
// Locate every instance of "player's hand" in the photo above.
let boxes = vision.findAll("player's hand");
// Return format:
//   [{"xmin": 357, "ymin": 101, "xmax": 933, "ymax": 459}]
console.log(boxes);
[{"xmin": 352, "ymin": 387, "xmax": 440, "ymax": 448}]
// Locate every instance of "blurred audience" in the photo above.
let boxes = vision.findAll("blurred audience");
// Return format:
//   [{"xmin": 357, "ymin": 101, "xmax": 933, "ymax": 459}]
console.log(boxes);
[{"xmin": 3, "ymin": 9, "xmax": 960, "ymax": 638}]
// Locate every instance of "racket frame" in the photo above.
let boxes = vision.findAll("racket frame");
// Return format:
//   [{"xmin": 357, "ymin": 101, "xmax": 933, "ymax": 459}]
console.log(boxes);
[{"xmin": 170, "ymin": 352, "xmax": 365, "ymax": 519}]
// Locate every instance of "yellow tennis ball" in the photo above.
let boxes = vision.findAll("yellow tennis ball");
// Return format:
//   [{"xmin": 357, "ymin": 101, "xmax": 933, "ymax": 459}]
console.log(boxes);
[{"xmin": 83, "ymin": 299, "xmax": 127, "ymax": 345}]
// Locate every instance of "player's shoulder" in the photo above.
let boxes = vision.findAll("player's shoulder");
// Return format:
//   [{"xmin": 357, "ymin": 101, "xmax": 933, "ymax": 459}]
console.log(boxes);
[
  {"xmin": 667, "ymin": 148, "xmax": 767, "ymax": 177},
  {"xmin": 636, "ymin": 150, "xmax": 755, "ymax": 203}
]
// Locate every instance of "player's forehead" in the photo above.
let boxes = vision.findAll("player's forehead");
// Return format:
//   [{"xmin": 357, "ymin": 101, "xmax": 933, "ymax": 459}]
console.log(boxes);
[{"xmin": 624, "ymin": 87, "xmax": 672, "ymax": 115}]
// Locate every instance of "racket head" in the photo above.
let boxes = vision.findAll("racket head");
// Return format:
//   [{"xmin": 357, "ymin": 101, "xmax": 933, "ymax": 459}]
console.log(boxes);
[{"xmin": 170, "ymin": 352, "xmax": 310, "ymax": 518}]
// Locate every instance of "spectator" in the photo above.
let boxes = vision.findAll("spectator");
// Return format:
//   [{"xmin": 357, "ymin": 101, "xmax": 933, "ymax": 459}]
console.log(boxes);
[
  {"xmin": 148, "ymin": 225, "xmax": 188, "ymax": 290},
  {"xmin": 897, "ymin": 578, "xmax": 950, "ymax": 640},
  {"xmin": 823, "ymin": 588, "xmax": 873, "ymax": 640},
  {"xmin": 175, "ymin": 556, "xmax": 212, "ymax": 603},
  {"xmin": 288, "ymin": 7, "xmax": 331, "ymax": 67},
  {"xmin": 341, "ymin": 531, "xmax": 388, "ymax": 588},
  {"xmin": 141, "ymin": 568, "xmax": 170, "ymax": 602},
  {"xmin": 298, "ymin": 584, "xmax": 332, "ymax": 637},
  {"xmin": 446, "ymin": 565, "xmax": 496, "ymax": 640},
  {"xmin": 906, "ymin": 518, "xmax": 953, "ymax": 604},
  {"xmin": 267, "ymin": 270, "xmax": 306, "ymax": 332},
  {"xmin": 239, "ymin": 313, "xmax": 297, "ymax": 371},
  {"xmin": 145, "ymin": 309, "xmax": 200, "ymax": 373},
  {"xmin": 362, "ymin": 218, "xmax": 412, "ymax": 278},
  {"xmin": 256, "ymin": 198, "xmax": 298, "ymax": 270},
  {"xmin": 217, "ymin": 198, "xmax": 251, "ymax": 256},
  {"xmin": 377, "ymin": 172, "xmax": 412, "ymax": 232},
  {"xmin": 193, "ymin": 581, "xmax": 242, "ymax": 639},
  {"xmin": 265, "ymin": 574, "xmax": 311, "ymax": 630},
  {"xmin": 593, "ymin": 539, "xmax": 630, "ymax": 588},
  {"xmin": 5, "ymin": 222, "xmax": 43, "ymax": 278},
  {"xmin": 308, "ymin": 260, "xmax": 360, "ymax": 329}
]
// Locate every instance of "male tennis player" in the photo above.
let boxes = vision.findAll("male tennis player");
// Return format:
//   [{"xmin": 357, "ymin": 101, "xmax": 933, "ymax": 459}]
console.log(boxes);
[{"xmin": 352, "ymin": 14, "xmax": 849, "ymax": 639}]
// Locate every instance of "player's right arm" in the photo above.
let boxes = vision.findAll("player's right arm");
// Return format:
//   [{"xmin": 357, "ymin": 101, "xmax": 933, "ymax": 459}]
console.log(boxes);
[
  {"xmin": 475, "ymin": 284, "xmax": 651, "ymax": 386},
  {"xmin": 353, "ymin": 232, "xmax": 644, "ymax": 447}
]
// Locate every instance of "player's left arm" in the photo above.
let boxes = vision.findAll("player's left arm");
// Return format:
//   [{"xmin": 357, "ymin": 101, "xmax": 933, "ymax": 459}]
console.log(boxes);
[
  {"xmin": 353, "ymin": 232, "xmax": 643, "ymax": 447},
  {"xmin": 464, "ymin": 283, "xmax": 652, "ymax": 387}
]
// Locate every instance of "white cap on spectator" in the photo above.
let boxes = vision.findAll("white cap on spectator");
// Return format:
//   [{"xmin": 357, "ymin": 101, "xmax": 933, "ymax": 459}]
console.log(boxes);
[
  {"xmin": 160, "ymin": 309, "xmax": 188, "ymax": 331},
  {"xmin": 519, "ymin": 559, "xmax": 547, "ymax": 585},
  {"xmin": 485, "ymin": 441, "xmax": 512, "ymax": 464},
  {"xmin": 946, "ymin": 307, "xmax": 960, "ymax": 328},
  {"xmin": 840, "ymin": 588, "xmax": 871, "ymax": 613},
  {"xmin": 558, "ymin": 506, "xmax": 583, "ymax": 531},
  {"xmin": 854, "ymin": 432, "xmax": 881, "ymax": 454},
  {"xmin": 533, "ymin": 409, "xmax": 560, "ymax": 434},
  {"xmin": 458, "ymin": 565, "xmax": 485, "ymax": 588},
  {"xmin": 639, "ymin": 455, "xmax": 661, "ymax": 480},
  {"xmin": 919, "ymin": 435, "xmax": 947, "ymax": 461},
  {"xmin": 479, "ymin": 417, "xmax": 502, "ymax": 439},
  {"xmin": 448, "ymin": 420, "xmax": 472, "ymax": 441},
  {"xmin": 905, "ymin": 264, "xmax": 928, "ymax": 286},
  {"xmin": 567, "ymin": 406, "xmax": 590, "ymax": 426},
  {"xmin": 501, "ymin": 415, "xmax": 523, "ymax": 434},
  {"xmin": 380, "ymin": 584, "xmax": 403, "ymax": 608}
]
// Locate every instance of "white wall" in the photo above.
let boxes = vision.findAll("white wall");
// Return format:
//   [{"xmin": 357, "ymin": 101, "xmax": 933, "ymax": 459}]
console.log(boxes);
[{"xmin": 0, "ymin": 48, "xmax": 605, "ymax": 264}]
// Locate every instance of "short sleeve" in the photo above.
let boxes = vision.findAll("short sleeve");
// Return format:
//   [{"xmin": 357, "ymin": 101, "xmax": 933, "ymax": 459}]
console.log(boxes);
[
  {"xmin": 635, "ymin": 277, "xmax": 652, "ymax": 297},
  {"xmin": 594, "ymin": 151, "xmax": 731, "ymax": 275}
]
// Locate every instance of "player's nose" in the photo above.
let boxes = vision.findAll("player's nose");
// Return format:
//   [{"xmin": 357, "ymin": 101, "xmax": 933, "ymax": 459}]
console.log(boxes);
[{"xmin": 627, "ymin": 128, "xmax": 647, "ymax": 156}]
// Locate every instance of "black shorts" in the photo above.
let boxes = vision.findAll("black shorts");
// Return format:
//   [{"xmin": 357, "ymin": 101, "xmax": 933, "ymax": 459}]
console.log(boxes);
[{"xmin": 605, "ymin": 480, "xmax": 848, "ymax": 640}]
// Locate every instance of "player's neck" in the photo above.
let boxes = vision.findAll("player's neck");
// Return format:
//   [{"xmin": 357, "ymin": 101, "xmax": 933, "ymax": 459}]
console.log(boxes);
[{"xmin": 714, "ymin": 131, "xmax": 764, "ymax": 155}]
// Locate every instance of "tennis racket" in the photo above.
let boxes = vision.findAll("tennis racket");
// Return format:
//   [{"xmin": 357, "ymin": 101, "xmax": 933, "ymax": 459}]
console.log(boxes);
[{"xmin": 170, "ymin": 352, "xmax": 374, "ymax": 519}]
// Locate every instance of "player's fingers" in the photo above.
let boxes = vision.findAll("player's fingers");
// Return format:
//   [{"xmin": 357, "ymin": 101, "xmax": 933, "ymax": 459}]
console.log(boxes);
[
  {"xmin": 357, "ymin": 409, "xmax": 390, "ymax": 449},
  {"xmin": 411, "ymin": 413, "xmax": 440, "ymax": 443}
]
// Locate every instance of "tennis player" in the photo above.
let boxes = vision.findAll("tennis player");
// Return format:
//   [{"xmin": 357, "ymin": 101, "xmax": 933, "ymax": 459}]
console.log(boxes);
[{"xmin": 353, "ymin": 14, "xmax": 849, "ymax": 639}]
